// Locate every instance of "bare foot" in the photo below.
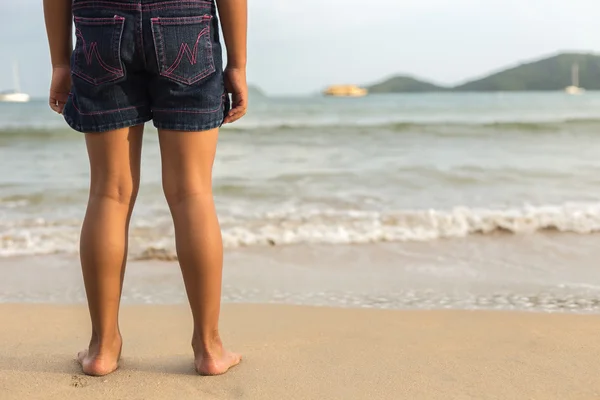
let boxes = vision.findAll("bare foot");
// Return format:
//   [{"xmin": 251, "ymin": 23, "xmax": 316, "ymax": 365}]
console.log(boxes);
[
  {"xmin": 77, "ymin": 334, "xmax": 122, "ymax": 377},
  {"xmin": 193, "ymin": 336, "xmax": 241, "ymax": 376}
]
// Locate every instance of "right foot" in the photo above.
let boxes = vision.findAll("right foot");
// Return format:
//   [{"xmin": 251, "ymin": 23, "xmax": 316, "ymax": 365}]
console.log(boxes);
[
  {"xmin": 193, "ymin": 336, "xmax": 242, "ymax": 376},
  {"xmin": 77, "ymin": 334, "xmax": 122, "ymax": 377}
]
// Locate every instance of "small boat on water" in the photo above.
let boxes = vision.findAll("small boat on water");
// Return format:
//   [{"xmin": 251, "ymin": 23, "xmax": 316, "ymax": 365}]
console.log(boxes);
[
  {"xmin": 565, "ymin": 63, "xmax": 585, "ymax": 95},
  {"xmin": 0, "ymin": 62, "xmax": 30, "ymax": 103},
  {"xmin": 0, "ymin": 91, "xmax": 30, "ymax": 103},
  {"xmin": 323, "ymin": 85, "xmax": 368, "ymax": 97}
]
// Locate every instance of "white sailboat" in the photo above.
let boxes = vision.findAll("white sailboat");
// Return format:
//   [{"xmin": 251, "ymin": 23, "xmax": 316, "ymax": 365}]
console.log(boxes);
[
  {"xmin": 0, "ymin": 61, "xmax": 30, "ymax": 103},
  {"xmin": 565, "ymin": 63, "xmax": 585, "ymax": 95}
]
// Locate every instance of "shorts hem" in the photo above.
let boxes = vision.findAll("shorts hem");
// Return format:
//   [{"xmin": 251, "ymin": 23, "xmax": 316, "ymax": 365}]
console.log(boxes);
[
  {"xmin": 64, "ymin": 115, "xmax": 153, "ymax": 133},
  {"xmin": 152, "ymin": 117, "xmax": 225, "ymax": 132}
]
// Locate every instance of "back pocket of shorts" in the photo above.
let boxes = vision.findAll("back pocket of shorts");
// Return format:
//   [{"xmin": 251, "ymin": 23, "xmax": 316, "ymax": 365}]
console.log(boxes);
[
  {"xmin": 72, "ymin": 16, "xmax": 125, "ymax": 86},
  {"xmin": 151, "ymin": 15, "xmax": 216, "ymax": 85}
]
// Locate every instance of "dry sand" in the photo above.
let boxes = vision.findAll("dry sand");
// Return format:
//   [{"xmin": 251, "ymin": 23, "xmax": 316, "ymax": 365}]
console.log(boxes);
[{"xmin": 1, "ymin": 304, "xmax": 600, "ymax": 399}]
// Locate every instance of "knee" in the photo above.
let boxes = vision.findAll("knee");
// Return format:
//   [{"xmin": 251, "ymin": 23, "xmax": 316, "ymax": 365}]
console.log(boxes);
[
  {"xmin": 90, "ymin": 172, "xmax": 139, "ymax": 206},
  {"xmin": 162, "ymin": 180, "xmax": 212, "ymax": 207}
]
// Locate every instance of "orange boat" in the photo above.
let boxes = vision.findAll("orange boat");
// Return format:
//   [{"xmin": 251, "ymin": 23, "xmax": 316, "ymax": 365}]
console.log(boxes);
[{"xmin": 323, "ymin": 85, "xmax": 368, "ymax": 97}]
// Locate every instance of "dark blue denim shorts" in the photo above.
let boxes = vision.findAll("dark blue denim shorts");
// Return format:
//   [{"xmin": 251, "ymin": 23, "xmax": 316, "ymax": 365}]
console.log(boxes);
[{"xmin": 64, "ymin": 0, "xmax": 229, "ymax": 133}]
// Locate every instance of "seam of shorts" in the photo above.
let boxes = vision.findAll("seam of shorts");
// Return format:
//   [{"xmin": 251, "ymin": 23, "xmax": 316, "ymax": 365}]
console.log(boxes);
[
  {"xmin": 152, "ymin": 93, "xmax": 224, "ymax": 114},
  {"xmin": 72, "ymin": 1, "xmax": 212, "ymax": 11},
  {"xmin": 72, "ymin": 1, "xmax": 139, "ymax": 10},
  {"xmin": 69, "ymin": 94, "xmax": 148, "ymax": 116},
  {"xmin": 142, "ymin": 0, "xmax": 213, "ymax": 9},
  {"xmin": 152, "ymin": 106, "xmax": 221, "ymax": 114},
  {"xmin": 64, "ymin": 114, "xmax": 152, "ymax": 133},
  {"xmin": 137, "ymin": 10, "xmax": 147, "ymax": 67}
]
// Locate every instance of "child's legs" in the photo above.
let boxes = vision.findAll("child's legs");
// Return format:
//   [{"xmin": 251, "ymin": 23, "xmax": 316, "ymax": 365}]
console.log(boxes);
[
  {"xmin": 158, "ymin": 128, "xmax": 222, "ymax": 339},
  {"xmin": 158, "ymin": 128, "xmax": 240, "ymax": 375},
  {"xmin": 81, "ymin": 125, "xmax": 143, "ymax": 347}
]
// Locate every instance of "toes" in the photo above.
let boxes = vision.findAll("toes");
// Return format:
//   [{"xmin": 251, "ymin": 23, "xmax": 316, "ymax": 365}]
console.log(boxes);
[
  {"xmin": 231, "ymin": 353, "xmax": 242, "ymax": 366},
  {"xmin": 77, "ymin": 350, "xmax": 88, "ymax": 365},
  {"xmin": 224, "ymin": 352, "xmax": 242, "ymax": 372}
]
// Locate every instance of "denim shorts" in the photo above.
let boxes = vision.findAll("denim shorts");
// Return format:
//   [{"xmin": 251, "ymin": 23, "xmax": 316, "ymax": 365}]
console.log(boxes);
[{"xmin": 64, "ymin": 0, "xmax": 230, "ymax": 133}]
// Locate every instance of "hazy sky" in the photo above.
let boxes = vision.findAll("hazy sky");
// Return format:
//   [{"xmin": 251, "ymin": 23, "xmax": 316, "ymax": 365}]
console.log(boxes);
[{"xmin": 1, "ymin": 0, "xmax": 599, "ymax": 97}]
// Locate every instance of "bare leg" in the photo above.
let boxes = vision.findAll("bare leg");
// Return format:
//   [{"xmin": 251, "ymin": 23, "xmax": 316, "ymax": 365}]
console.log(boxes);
[
  {"xmin": 158, "ymin": 128, "xmax": 241, "ymax": 376},
  {"xmin": 77, "ymin": 125, "xmax": 143, "ymax": 376}
]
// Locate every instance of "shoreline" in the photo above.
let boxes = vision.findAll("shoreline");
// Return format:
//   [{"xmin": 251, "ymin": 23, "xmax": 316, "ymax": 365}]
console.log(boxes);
[
  {"xmin": 2, "ymin": 304, "xmax": 600, "ymax": 399},
  {"xmin": 2, "ymin": 236, "xmax": 600, "ymax": 312}
]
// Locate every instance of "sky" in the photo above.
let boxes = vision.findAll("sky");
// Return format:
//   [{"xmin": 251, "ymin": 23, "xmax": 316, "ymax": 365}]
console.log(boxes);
[{"xmin": 1, "ymin": 0, "xmax": 599, "ymax": 97}]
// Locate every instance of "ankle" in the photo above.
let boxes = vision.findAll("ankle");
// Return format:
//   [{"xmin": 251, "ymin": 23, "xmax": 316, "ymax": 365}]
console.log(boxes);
[
  {"xmin": 91, "ymin": 330, "xmax": 122, "ymax": 348},
  {"xmin": 192, "ymin": 329, "xmax": 223, "ymax": 355}
]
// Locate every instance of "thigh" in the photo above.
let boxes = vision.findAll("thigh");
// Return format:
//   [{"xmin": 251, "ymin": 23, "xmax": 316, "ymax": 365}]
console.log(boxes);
[
  {"xmin": 85, "ymin": 125, "xmax": 145, "ymax": 202},
  {"xmin": 158, "ymin": 128, "xmax": 219, "ymax": 199}
]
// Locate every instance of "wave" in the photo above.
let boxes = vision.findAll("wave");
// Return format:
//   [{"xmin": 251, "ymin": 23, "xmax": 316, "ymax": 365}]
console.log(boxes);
[
  {"xmin": 0, "ymin": 127, "xmax": 76, "ymax": 141},
  {"xmin": 0, "ymin": 190, "xmax": 90, "ymax": 208},
  {"xmin": 4, "ymin": 203, "xmax": 600, "ymax": 258},
  {"xmin": 217, "ymin": 203, "xmax": 600, "ymax": 245},
  {"xmin": 221, "ymin": 116, "xmax": 600, "ymax": 133},
  {"xmin": 4, "ymin": 117, "xmax": 600, "ymax": 140},
  {"xmin": 138, "ymin": 203, "xmax": 600, "ymax": 259}
]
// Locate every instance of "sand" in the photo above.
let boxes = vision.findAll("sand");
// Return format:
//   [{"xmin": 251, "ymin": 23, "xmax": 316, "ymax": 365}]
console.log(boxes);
[
  {"xmin": 5, "ymin": 236, "xmax": 600, "ymax": 313},
  {"xmin": 1, "ymin": 305, "xmax": 600, "ymax": 399}
]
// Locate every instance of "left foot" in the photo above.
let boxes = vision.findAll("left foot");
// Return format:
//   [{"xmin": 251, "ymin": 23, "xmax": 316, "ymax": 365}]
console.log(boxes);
[
  {"xmin": 194, "ymin": 347, "xmax": 242, "ymax": 376},
  {"xmin": 192, "ymin": 335, "xmax": 242, "ymax": 376},
  {"xmin": 77, "ymin": 333, "xmax": 122, "ymax": 377}
]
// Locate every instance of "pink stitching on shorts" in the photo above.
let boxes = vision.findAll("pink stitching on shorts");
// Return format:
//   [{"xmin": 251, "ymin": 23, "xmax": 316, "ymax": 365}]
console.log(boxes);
[
  {"xmin": 141, "ymin": 6, "xmax": 212, "ymax": 12},
  {"xmin": 150, "ymin": 16, "xmax": 212, "ymax": 24},
  {"xmin": 152, "ymin": 96, "xmax": 223, "ymax": 114},
  {"xmin": 143, "ymin": 0, "xmax": 212, "ymax": 10},
  {"xmin": 70, "ymin": 94, "xmax": 146, "ymax": 116},
  {"xmin": 72, "ymin": 70, "xmax": 99, "ymax": 86},
  {"xmin": 73, "ymin": 1, "xmax": 138, "ymax": 5},
  {"xmin": 72, "ymin": 15, "xmax": 124, "ymax": 86},
  {"xmin": 72, "ymin": 1, "xmax": 139, "ymax": 9},
  {"xmin": 72, "ymin": 1, "xmax": 211, "ymax": 11},
  {"xmin": 73, "ymin": 5, "xmax": 139, "ymax": 11},
  {"xmin": 143, "ymin": 0, "xmax": 211, "ymax": 7},
  {"xmin": 160, "ymin": 64, "xmax": 214, "ymax": 85},
  {"xmin": 75, "ymin": 28, "xmax": 123, "ymax": 75},
  {"xmin": 73, "ymin": 68, "xmax": 124, "ymax": 86},
  {"xmin": 73, "ymin": 6, "xmax": 138, "ymax": 10},
  {"xmin": 135, "ymin": 15, "xmax": 146, "ymax": 66},
  {"xmin": 73, "ymin": 5, "xmax": 206, "ymax": 11},
  {"xmin": 73, "ymin": 21, "xmax": 124, "ymax": 25},
  {"xmin": 74, "ymin": 15, "xmax": 124, "ymax": 24},
  {"xmin": 150, "ymin": 18, "xmax": 167, "ymax": 75},
  {"xmin": 151, "ymin": 15, "xmax": 214, "ymax": 85},
  {"xmin": 160, "ymin": 28, "xmax": 209, "ymax": 76}
]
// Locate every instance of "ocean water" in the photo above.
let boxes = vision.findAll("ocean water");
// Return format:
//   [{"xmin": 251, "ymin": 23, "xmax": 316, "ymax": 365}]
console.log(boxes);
[{"xmin": 2, "ymin": 92, "xmax": 600, "ymax": 259}]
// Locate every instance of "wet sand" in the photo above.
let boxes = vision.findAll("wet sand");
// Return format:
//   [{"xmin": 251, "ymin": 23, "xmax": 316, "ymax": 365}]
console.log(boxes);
[
  {"xmin": 3, "ymin": 235, "xmax": 600, "ymax": 312},
  {"xmin": 1, "ymin": 304, "xmax": 600, "ymax": 399}
]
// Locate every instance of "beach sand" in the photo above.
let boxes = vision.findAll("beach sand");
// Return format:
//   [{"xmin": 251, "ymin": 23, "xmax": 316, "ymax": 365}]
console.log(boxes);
[{"xmin": 1, "ymin": 304, "xmax": 600, "ymax": 399}]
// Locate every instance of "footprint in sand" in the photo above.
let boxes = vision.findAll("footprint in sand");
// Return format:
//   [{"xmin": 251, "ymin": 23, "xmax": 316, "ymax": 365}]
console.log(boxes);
[{"xmin": 71, "ymin": 375, "xmax": 89, "ymax": 388}]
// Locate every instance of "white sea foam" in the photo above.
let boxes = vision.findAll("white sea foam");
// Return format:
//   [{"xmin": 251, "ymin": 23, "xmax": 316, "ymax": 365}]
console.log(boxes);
[
  {"xmin": 218, "ymin": 203, "xmax": 600, "ymax": 247},
  {"xmin": 3, "ymin": 203, "xmax": 600, "ymax": 258}
]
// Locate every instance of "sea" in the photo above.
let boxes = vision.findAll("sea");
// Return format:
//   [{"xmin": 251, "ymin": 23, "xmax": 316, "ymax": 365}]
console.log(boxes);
[{"xmin": 3, "ymin": 92, "xmax": 600, "ymax": 311}]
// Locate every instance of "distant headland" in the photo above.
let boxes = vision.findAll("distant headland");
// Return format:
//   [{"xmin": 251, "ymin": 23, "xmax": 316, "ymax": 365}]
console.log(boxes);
[
  {"xmin": 366, "ymin": 53, "xmax": 600, "ymax": 93},
  {"xmin": 248, "ymin": 85, "xmax": 266, "ymax": 97}
]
